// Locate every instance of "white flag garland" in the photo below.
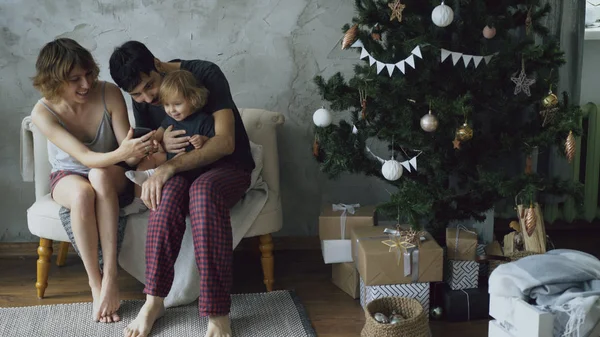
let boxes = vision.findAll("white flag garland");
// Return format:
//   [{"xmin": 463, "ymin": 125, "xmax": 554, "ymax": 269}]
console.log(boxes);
[
  {"xmin": 440, "ymin": 48, "xmax": 498, "ymax": 68},
  {"xmin": 351, "ymin": 40, "xmax": 423, "ymax": 77}
]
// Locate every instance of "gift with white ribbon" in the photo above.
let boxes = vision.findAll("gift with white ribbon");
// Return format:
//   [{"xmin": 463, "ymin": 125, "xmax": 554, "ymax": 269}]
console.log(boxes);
[{"xmin": 318, "ymin": 203, "xmax": 376, "ymax": 264}]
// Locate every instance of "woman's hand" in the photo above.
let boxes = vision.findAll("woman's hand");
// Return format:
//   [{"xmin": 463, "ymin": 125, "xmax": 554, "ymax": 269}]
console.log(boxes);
[{"xmin": 119, "ymin": 128, "xmax": 156, "ymax": 160}]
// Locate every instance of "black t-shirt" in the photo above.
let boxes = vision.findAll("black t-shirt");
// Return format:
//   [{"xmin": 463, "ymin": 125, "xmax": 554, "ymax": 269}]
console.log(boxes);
[
  {"xmin": 133, "ymin": 59, "xmax": 255, "ymax": 173},
  {"xmin": 160, "ymin": 110, "xmax": 215, "ymax": 160}
]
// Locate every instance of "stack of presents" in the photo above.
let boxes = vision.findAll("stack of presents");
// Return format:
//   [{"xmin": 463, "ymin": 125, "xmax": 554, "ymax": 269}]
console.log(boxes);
[{"xmin": 319, "ymin": 203, "xmax": 490, "ymax": 324}]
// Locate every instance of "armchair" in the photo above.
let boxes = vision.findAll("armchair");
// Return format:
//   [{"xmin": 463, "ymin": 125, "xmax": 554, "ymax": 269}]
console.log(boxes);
[{"xmin": 20, "ymin": 108, "xmax": 284, "ymax": 307}]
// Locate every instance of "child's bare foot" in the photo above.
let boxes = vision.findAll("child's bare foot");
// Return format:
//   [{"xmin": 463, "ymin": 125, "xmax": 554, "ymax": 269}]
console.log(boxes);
[
  {"xmin": 124, "ymin": 296, "xmax": 165, "ymax": 337},
  {"xmin": 205, "ymin": 315, "xmax": 232, "ymax": 337},
  {"xmin": 97, "ymin": 277, "xmax": 120, "ymax": 323}
]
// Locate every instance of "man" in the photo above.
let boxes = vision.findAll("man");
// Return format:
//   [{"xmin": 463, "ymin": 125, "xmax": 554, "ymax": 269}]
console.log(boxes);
[{"xmin": 109, "ymin": 41, "xmax": 255, "ymax": 337}]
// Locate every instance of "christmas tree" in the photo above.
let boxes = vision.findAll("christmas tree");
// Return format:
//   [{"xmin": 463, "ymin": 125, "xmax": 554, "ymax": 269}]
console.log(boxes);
[{"xmin": 313, "ymin": 0, "xmax": 582, "ymax": 233}]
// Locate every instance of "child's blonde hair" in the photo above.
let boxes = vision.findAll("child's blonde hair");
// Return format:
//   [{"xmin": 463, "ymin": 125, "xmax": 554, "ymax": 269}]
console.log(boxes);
[{"xmin": 159, "ymin": 70, "xmax": 209, "ymax": 111}]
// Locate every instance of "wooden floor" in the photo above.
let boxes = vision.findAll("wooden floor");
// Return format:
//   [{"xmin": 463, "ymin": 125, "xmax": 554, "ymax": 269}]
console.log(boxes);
[{"xmin": 0, "ymin": 247, "xmax": 488, "ymax": 336}]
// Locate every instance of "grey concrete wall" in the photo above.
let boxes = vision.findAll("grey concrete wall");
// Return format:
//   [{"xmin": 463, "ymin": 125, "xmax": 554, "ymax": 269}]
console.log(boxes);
[{"xmin": 0, "ymin": 0, "xmax": 393, "ymax": 241}]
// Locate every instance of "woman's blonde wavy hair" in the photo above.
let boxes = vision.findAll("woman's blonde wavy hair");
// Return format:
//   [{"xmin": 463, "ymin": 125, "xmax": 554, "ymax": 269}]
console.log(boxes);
[{"xmin": 31, "ymin": 38, "xmax": 99, "ymax": 101}]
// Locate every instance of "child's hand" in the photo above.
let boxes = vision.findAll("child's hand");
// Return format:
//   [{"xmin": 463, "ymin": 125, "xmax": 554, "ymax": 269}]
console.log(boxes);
[{"xmin": 190, "ymin": 135, "xmax": 210, "ymax": 149}]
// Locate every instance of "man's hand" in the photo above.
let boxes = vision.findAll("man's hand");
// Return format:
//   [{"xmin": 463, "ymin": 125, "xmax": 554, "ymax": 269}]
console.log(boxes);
[
  {"xmin": 163, "ymin": 125, "xmax": 190, "ymax": 153},
  {"xmin": 190, "ymin": 135, "xmax": 210, "ymax": 149},
  {"xmin": 140, "ymin": 165, "xmax": 175, "ymax": 211}
]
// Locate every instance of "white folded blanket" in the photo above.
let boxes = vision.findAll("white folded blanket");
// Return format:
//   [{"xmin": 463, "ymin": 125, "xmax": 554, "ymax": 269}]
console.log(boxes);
[{"xmin": 489, "ymin": 249, "xmax": 600, "ymax": 337}]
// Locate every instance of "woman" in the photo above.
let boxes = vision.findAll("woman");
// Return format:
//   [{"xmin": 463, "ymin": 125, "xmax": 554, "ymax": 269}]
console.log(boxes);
[{"xmin": 30, "ymin": 38, "xmax": 155, "ymax": 323}]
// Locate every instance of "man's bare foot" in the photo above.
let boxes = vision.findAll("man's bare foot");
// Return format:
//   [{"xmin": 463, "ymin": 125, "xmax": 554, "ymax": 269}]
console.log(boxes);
[
  {"xmin": 205, "ymin": 316, "xmax": 232, "ymax": 337},
  {"xmin": 97, "ymin": 277, "xmax": 121, "ymax": 323},
  {"xmin": 124, "ymin": 296, "xmax": 165, "ymax": 337}
]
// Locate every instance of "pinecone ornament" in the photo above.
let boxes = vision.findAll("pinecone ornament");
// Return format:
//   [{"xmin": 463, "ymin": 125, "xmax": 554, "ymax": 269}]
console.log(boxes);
[
  {"xmin": 342, "ymin": 24, "xmax": 358, "ymax": 49},
  {"xmin": 565, "ymin": 130, "xmax": 576, "ymax": 163},
  {"xmin": 524, "ymin": 205, "xmax": 536, "ymax": 237}
]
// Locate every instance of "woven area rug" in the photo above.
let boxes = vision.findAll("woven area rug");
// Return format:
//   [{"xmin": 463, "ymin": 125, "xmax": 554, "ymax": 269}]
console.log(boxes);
[{"xmin": 0, "ymin": 290, "xmax": 316, "ymax": 337}]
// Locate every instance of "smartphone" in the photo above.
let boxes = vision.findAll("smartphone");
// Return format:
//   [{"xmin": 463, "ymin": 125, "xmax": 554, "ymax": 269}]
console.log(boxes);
[{"xmin": 133, "ymin": 127, "xmax": 153, "ymax": 138}]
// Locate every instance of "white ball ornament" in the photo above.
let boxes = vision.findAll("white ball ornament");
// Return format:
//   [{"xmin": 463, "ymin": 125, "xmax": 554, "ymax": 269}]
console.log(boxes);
[
  {"xmin": 381, "ymin": 159, "xmax": 403, "ymax": 181},
  {"xmin": 313, "ymin": 107, "xmax": 332, "ymax": 127},
  {"xmin": 432, "ymin": 1, "xmax": 454, "ymax": 28}
]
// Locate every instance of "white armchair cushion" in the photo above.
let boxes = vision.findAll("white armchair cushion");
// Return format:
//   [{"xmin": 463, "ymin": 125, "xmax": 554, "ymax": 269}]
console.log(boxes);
[
  {"xmin": 248, "ymin": 141, "xmax": 263, "ymax": 191},
  {"xmin": 27, "ymin": 194, "xmax": 69, "ymax": 242}
]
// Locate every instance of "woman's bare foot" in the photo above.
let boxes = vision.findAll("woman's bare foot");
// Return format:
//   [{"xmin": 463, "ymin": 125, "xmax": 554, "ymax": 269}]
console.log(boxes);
[
  {"xmin": 124, "ymin": 296, "xmax": 165, "ymax": 337},
  {"xmin": 91, "ymin": 285, "xmax": 103, "ymax": 322},
  {"xmin": 97, "ymin": 277, "xmax": 121, "ymax": 323},
  {"xmin": 205, "ymin": 316, "xmax": 232, "ymax": 337}
]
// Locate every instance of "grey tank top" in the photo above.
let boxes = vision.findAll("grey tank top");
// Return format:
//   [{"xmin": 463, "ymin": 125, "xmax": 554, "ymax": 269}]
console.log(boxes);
[{"xmin": 41, "ymin": 82, "xmax": 119, "ymax": 175}]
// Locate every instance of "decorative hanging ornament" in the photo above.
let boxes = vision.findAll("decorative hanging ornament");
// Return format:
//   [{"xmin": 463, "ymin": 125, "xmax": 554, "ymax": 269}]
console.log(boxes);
[
  {"xmin": 313, "ymin": 107, "xmax": 332, "ymax": 127},
  {"xmin": 431, "ymin": 1, "xmax": 454, "ymax": 27},
  {"xmin": 565, "ymin": 130, "xmax": 576, "ymax": 163},
  {"xmin": 341, "ymin": 24, "xmax": 359, "ymax": 50},
  {"xmin": 420, "ymin": 108, "xmax": 438, "ymax": 132},
  {"xmin": 540, "ymin": 87, "xmax": 560, "ymax": 127},
  {"xmin": 542, "ymin": 90, "xmax": 559, "ymax": 108},
  {"xmin": 511, "ymin": 59, "xmax": 536, "ymax": 96},
  {"xmin": 312, "ymin": 135, "xmax": 320, "ymax": 158},
  {"xmin": 452, "ymin": 137, "xmax": 461, "ymax": 149},
  {"xmin": 483, "ymin": 25, "xmax": 496, "ymax": 39},
  {"xmin": 524, "ymin": 204, "xmax": 536, "ymax": 237},
  {"xmin": 389, "ymin": 0, "xmax": 406, "ymax": 23},
  {"xmin": 382, "ymin": 158, "xmax": 404, "ymax": 181},
  {"xmin": 359, "ymin": 88, "xmax": 368, "ymax": 119},
  {"xmin": 371, "ymin": 24, "xmax": 382, "ymax": 41},
  {"xmin": 455, "ymin": 123, "xmax": 473, "ymax": 142}
]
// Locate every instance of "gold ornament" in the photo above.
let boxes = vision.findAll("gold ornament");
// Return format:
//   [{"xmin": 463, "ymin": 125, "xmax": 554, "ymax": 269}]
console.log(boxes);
[
  {"xmin": 524, "ymin": 204, "xmax": 536, "ymax": 237},
  {"xmin": 542, "ymin": 91, "xmax": 559, "ymax": 108},
  {"xmin": 455, "ymin": 123, "xmax": 473, "ymax": 142},
  {"xmin": 565, "ymin": 130, "xmax": 576, "ymax": 163},
  {"xmin": 341, "ymin": 24, "xmax": 358, "ymax": 50},
  {"xmin": 389, "ymin": 0, "xmax": 406, "ymax": 23}
]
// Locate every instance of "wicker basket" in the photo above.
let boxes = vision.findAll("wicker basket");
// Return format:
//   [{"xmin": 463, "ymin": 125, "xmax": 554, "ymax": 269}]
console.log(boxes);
[
  {"xmin": 361, "ymin": 297, "xmax": 429, "ymax": 337},
  {"xmin": 488, "ymin": 251, "xmax": 540, "ymax": 276}
]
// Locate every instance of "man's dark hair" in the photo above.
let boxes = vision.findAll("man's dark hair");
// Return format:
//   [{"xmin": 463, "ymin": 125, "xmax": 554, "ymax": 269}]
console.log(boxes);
[{"xmin": 109, "ymin": 40, "xmax": 157, "ymax": 92}]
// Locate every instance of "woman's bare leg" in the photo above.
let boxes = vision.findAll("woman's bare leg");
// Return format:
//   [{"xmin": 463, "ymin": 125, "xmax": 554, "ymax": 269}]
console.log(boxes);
[
  {"xmin": 87, "ymin": 165, "xmax": 129, "ymax": 323},
  {"xmin": 52, "ymin": 175, "xmax": 104, "ymax": 322}
]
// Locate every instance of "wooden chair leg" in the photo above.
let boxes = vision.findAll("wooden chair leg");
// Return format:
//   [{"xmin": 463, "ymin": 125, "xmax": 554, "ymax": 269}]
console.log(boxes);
[
  {"xmin": 56, "ymin": 242, "xmax": 69, "ymax": 267},
  {"xmin": 36, "ymin": 238, "xmax": 53, "ymax": 299},
  {"xmin": 259, "ymin": 234, "xmax": 274, "ymax": 292}
]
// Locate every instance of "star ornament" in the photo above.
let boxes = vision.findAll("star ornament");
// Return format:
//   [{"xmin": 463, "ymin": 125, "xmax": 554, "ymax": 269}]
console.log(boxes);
[
  {"xmin": 511, "ymin": 69, "xmax": 536, "ymax": 97},
  {"xmin": 389, "ymin": 0, "xmax": 406, "ymax": 23}
]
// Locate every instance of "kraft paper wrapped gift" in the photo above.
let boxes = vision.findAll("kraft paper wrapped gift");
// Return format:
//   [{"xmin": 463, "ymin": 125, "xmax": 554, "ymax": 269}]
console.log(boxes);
[
  {"xmin": 351, "ymin": 226, "xmax": 443, "ymax": 286},
  {"xmin": 331, "ymin": 262, "xmax": 359, "ymax": 299},
  {"xmin": 319, "ymin": 204, "xmax": 377, "ymax": 264},
  {"xmin": 359, "ymin": 277, "xmax": 430, "ymax": 316},
  {"xmin": 445, "ymin": 260, "xmax": 479, "ymax": 290},
  {"xmin": 446, "ymin": 227, "xmax": 478, "ymax": 261}
]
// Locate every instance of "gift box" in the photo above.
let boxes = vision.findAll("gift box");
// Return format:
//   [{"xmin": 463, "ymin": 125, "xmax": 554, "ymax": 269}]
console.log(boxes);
[
  {"xmin": 446, "ymin": 227, "xmax": 478, "ymax": 261},
  {"xmin": 445, "ymin": 260, "xmax": 479, "ymax": 290},
  {"xmin": 351, "ymin": 226, "xmax": 443, "ymax": 286},
  {"xmin": 319, "ymin": 204, "xmax": 377, "ymax": 264},
  {"xmin": 488, "ymin": 320, "xmax": 517, "ymax": 337},
  {"xmin": 489, "ymin": 295, "xmax": 553, "ymax": 337},
  {"xmin": 443, "ymin": 286, "xmax": 490, "ymax": 322},
  {"xmin": 359, "ymin": 277, "xmax": 430, "ymax": 316},
  {"xmin": 477, "ymin": 243, "xmax": 488, "ymax": 284},
  {"xmin": 331, "ymin": 262, "xmax": 359, "ymax": 299}
]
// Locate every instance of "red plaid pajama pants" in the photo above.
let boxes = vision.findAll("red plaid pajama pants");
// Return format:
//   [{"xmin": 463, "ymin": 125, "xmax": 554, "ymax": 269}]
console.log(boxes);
[{"xmin": 143, "ymin": 162, "xmax": 250, "ymax": 316}]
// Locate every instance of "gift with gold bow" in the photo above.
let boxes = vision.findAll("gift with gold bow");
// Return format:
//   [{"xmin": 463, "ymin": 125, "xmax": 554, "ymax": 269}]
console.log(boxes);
[{"xmin": 351, "ymin": 226, "xmax": 443, "ymax": 286}]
